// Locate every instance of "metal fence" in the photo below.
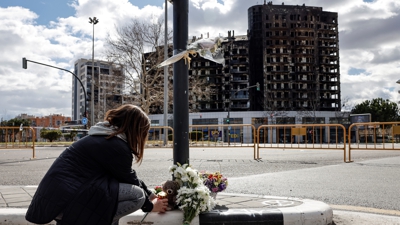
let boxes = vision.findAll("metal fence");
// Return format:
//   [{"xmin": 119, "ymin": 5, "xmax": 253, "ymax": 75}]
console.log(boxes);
[
  {"xmin": 146, "ymin": 124, "xmax": 258, "ymax": 160},
  {"xmin": 0, "ymin": 126, "xmax": 36, "ymax": 158},
  {"xmin": 256, "ymin": 124, "xmax": 347, "ymax": 162},
  {"xmin": 348, "ymin": 122, "xmax": 400, "ymax": 162}
]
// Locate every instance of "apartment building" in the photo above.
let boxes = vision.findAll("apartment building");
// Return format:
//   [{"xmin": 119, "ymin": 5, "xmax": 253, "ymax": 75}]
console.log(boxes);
[
  {"xmin": 18, "ymin": 113, "xmax": 71, "ymax": 128},
  {"xmin": 186, "ymin": 2, "xmax": 340, "ymax": 115},
  {"xmin": 72, "ymin": 59, "xmax": 124, "ymax": 122},
  {"xmin": 248, "ymin": 1, "xmax": 340, "ymax": 111}
]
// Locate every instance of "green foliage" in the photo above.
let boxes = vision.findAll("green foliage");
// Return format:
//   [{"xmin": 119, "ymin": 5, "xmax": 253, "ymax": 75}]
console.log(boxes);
[
  {"xmin": 168, "ymin": 134, "xmax": 173, "ymax": 141},
  {"xmin": 63, "ymin": 131, "xmax": 77, "ymax": 141},
  {"xmin": 40, "ymin": 129, "xmax": 62, "ymax": 142},
  {"xmin": 189, "ymin": 131, "xmax": 203, "ymax": 141},
  {"xmin": 1, "ymin": 118, "xmax": 30, "ymax": 127},
  {"xmin": 351, "ymin": 98, "xmax": 400, "ymax": 122}
]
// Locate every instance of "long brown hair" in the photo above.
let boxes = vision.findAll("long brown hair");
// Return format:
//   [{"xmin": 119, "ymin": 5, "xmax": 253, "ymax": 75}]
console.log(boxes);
[{"xmin": 104, "ymin": 104, "xmax": 150, "ymax": 164}]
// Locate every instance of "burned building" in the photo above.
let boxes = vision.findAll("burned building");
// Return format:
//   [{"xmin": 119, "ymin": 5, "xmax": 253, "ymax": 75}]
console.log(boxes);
[
  {"xmin": 248, "ymin": 1, "xmax": 340, "ymax": 112},
  {"xmin": 189, "ymin": 32, "xmax": 250, "ymax": 114},
  {"xmin": 143, "ymin": 2, "xmax": 340, "ymax": 115}
]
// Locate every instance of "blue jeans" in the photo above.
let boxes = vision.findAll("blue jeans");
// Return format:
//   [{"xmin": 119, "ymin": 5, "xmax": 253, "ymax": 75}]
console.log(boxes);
[{"xmin": 111, "ymin": 183, "xmax": 146, "ymax": 225}]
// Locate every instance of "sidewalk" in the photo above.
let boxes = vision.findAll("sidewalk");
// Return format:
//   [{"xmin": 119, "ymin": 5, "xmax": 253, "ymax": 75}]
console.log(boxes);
[
  {"xmin": 1, "ymin": 185, "xmax": 335, "ymax": 225},
  {"xmin": 2, "ymin": 186, "xmax": 400, "ymax": 225}
]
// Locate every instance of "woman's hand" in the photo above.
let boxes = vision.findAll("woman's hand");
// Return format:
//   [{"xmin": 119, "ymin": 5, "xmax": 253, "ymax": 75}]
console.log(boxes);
[{"xmin": 151, "ymin": 198, "xmax": 169, "ymax": 213}]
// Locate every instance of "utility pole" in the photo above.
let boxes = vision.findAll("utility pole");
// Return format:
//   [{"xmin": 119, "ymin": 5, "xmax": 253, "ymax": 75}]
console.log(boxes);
[
  {"xmin": 89, "ymin": 17, "xmax": 99, "ymax": 127},
  {"xmin": 172, "ymin": 0, "xmax": 189, "ymax": 165},
  {"xmin": 163, "ymin": 0, "xmax": 169, "ymax": 146}
]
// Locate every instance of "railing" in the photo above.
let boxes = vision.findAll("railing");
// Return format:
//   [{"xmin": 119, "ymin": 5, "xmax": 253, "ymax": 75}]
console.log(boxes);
[
  {"xmin": 145, "ymin": 122, "xmax": 400, "ymax": 163},
  {"xmin": 348, "ymin": 122, "xmax": 400, "ymax": 162},
  {"xmin": 257, "ymin": 124, "xmax": 347, "ymax": 162},
  {"xmin": 146, "ymin": 126, "xmax": 174, "ymax": 148},
  {"xmin": 189, "ymin": 124, "xmax": 258, "ymax": 160},
  {"xmin": 0, "ymin": 126, "xmax": 36, "ymax": 158}
]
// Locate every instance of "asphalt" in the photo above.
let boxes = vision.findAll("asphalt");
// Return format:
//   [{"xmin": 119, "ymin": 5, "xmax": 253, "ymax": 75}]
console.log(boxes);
[{"xmin": 1, "ymin": 186, "xmax": 400, "ymax": 225}]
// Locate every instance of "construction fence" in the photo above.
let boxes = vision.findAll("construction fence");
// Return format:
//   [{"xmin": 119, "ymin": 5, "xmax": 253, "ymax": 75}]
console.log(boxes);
[
  {"xmin": 2, "ymin": 122, "xmax": 400, "ymax": 162},
  {"xmin": 0, "ymin": 126, "xmax": 36, "ymax": 158},
  {"xmin": 148, "ymin": 122, "xmax": 400, "ymax": 162}
]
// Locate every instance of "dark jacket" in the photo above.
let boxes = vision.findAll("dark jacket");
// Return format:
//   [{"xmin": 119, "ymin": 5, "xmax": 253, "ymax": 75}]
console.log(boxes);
[{"xmin": 25, "ymin": 135, "xmax": 153, "ymax": 225}]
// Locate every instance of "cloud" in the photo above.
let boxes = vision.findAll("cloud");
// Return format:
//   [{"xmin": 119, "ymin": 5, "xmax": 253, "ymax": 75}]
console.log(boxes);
[{"xmin": 1, "ymin": 0, "xmax": 400, "ymax": 120}]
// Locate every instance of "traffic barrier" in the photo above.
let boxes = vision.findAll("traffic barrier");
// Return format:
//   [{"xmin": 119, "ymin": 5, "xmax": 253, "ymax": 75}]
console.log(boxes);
[
  {"xmin": 0, "ymin": 126, "xmax": 36, "ymax": 158},
  {"xmin": 348, "ymin": 122, "xmax": 400, "ymax": 162},
  {"xmin": 146, "ymin": 126, "xmax": 174, "ymax": 147},
  {"xmin": 189, "ymin": 124, "xmax": 258, "ymax": 160},
  {"xmin": 257, "ymin": 124, "xmax": 347, "ymax": 162},
  {"xmin": 146, "ymin": 122, "xmax": 400, "ymax": 163}
]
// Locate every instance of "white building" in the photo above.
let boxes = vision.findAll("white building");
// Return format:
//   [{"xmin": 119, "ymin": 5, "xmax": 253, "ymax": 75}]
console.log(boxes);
[{"xmin": 72, "ymin": 59, "xmax": 124, "ymax": 122}]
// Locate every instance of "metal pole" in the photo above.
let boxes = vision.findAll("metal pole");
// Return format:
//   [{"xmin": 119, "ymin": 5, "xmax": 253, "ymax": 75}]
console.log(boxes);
[
  {"xmin": 163, "ymin": 0, "xmax": 169, "ymax": 146},
  {"xmin": 89, "ymin": 17, "xmax": 98, "ymax": 127},
  {"xmin": 91, "ymin": 22, "xmax": 95, "ymax": 127},
  {"xmin": 172, "ymin": 0, "xmax": 189, "ymax": 165},
  {"xmin": 227, "ymin": 94, "xmax": 230, "ymax": 145}
]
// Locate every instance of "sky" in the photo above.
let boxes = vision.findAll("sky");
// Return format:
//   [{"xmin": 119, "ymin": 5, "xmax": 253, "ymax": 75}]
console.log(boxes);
[{"xmin": 0, "ymin": 0, "xmax": 400, "ymax": 120}]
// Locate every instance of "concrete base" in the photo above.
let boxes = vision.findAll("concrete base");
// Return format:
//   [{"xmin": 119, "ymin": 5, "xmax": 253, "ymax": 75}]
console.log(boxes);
[{"xmin": 0, "ymin": 194, "xmax": 333, "ymax": 225}]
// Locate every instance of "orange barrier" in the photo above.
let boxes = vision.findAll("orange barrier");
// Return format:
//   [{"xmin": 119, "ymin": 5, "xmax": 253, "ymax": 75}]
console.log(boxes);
[
  {"xmin": 257, "ymin": 124, "xmax": 347, "ymax": 162},
  {"xmin": 0, "ymin": 126, "xmax": 36, "ymax": 158},
  {"xmin": 146, "ymin": 126, "xmax": 174, "ymax": 147},
  {"xmin": 348, "ymin": 122, "xmax": 400, "ymax": 162},
  {"xmin": 146, "ymin": 122, "xmax": 400, "ymax": 163},
  {"xmin": 189, "ymin": 124, "xmax": 258, "ymax": 159}
]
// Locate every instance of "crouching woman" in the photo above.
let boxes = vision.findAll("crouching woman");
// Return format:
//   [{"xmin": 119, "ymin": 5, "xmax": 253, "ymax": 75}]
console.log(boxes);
[{"xmin": 26, "ymin": 104, "xmax": 168, "ymax": 225}]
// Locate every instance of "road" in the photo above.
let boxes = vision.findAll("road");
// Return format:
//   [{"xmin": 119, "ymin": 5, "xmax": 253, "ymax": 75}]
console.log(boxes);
[{"xmin": 1, "ymin": 146, "xmax": 400, "ymax": 223}]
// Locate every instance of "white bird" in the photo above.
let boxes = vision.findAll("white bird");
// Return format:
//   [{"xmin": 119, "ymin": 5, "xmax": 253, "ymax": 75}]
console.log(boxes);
[{"xmin": 158, "ymin": 37, "xmax": 224, "ymax": 69}]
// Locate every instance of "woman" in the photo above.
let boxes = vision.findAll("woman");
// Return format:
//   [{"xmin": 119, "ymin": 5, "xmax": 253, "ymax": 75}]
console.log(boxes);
[{"xmin": 26, "ymin": 104, "xmax": 168, "ymax": 225}]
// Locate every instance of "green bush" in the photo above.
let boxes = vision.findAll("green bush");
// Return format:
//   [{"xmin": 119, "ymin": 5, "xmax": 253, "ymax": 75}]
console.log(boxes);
[
  {"xmin": 189, "ymin": 131, "xmax": 203, "ymax": 141},
  {"xmin": 40, "ymin": 129, "xmax": 62, "ymax": 142},
  {"xmin": 168, "ymin": 134, "xmax": 173, "ymax": 141}
]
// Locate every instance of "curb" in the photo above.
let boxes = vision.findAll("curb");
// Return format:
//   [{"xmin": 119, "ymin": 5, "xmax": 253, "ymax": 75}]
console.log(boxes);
[{"xmin": 0, "ymin": 193, "xmax": 332, "ymax": 225}]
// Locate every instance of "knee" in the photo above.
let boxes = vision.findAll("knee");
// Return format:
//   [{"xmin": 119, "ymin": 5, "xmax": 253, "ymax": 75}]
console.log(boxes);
[{"xmin": 136, "ymin": 188, "xmax": 146, "ymax": 205}]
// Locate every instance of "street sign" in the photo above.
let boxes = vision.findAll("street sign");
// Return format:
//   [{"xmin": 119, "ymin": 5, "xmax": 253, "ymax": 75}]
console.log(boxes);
[{"xmin": 81, "ymin": 117, "xmax": 88, "ymax": 125}]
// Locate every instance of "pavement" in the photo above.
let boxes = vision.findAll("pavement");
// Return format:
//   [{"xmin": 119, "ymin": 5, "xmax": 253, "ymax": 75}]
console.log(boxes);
[{"xmin": 1, "ymin": 186, "xmax": 400, "ymax": 225}]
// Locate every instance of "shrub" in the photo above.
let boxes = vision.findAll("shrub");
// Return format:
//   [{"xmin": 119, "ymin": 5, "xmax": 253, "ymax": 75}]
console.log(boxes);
[{"xmin": 40, "ymin": 129, "xmax": 62, "ymax": 142}]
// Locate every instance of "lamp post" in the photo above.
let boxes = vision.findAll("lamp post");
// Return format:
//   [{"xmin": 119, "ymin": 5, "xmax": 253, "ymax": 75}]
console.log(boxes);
[
  {"xmin": 89, "ymin": 17, "xmax": 99, "ymax": 127},
  {"xmin": 163, "ymin": 0, "xmax": 169, "ymax": 146},
  {"xmin": 22, "ymin": 58, "xmax": 88, "ymax": 128}
]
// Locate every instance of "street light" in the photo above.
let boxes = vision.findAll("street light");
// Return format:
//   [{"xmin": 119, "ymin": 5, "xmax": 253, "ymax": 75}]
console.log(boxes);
[
  {"xmin": 22, "ymin": 57, "xmax": 88, "ymax": 128},
  {"xmin": 89, "ymin": 16, "xmax": 99, "ymax": 126}
]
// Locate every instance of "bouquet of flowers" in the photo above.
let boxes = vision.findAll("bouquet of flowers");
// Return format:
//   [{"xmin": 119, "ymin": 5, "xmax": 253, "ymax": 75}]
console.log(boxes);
[
  {"xmin": 169, "ymin": 163, "xmax": 216, "ymax": 225},
  {"xmin": 200, "ymin": 171, "xmax": 228, "ymax": 193},
  {"xmin": 153, "ymin": 185, "xmax": 163, "ymax": 195}
]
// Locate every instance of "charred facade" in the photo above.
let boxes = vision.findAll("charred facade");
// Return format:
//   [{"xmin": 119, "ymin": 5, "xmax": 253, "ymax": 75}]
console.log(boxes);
[{"xmin": 248, "ymin": 1, "xmax": 340, "ymax": 112}]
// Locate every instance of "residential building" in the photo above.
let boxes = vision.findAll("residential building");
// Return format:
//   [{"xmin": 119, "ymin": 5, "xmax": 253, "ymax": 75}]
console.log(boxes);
[
  {"xmin": 248, "ymin": 1, "xmax": 340, "ymax": 112},
  {"xmin": 18, "ymin": 113, "xmax": 71, "ymax": 128},
  {"xmin": 72, "ymin": 59, "xmax": 125, "ymax": 122},
  {"xmin": 187, "ymin": 2, "xmax": 340, "ymax": 115}
]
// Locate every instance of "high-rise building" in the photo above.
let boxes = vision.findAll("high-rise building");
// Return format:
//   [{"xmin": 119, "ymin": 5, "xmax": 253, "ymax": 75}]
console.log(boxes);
[
  {"xmin": 72, "ymin": 59, "xmax": 124, "ymax": 122},
  {"xmin": 189, "ymin": 2, "xmax": 340, "ymax": 114},
  {"xmin": 248, "ymin": 1, "xmax": 340, "ymax": 112}
]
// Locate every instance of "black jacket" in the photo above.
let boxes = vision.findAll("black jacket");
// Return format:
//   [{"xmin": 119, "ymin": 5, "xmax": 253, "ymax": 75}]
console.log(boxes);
[{"xmin": 25, "ymin": 135, "xmax": 153, "ymax": 225}]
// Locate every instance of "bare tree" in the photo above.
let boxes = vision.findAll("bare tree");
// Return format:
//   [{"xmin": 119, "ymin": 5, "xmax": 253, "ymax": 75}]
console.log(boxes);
[
  {"xmin": 105, "ymin": 19, "xmax": 173, "ymax": 114},
  {"xmin": 262, "ymin": 92, "xmax": 289, "ymax": 124},
  {"xmin": 105, "ymin": 19, "xmax": 211, "ymax": 114}
]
